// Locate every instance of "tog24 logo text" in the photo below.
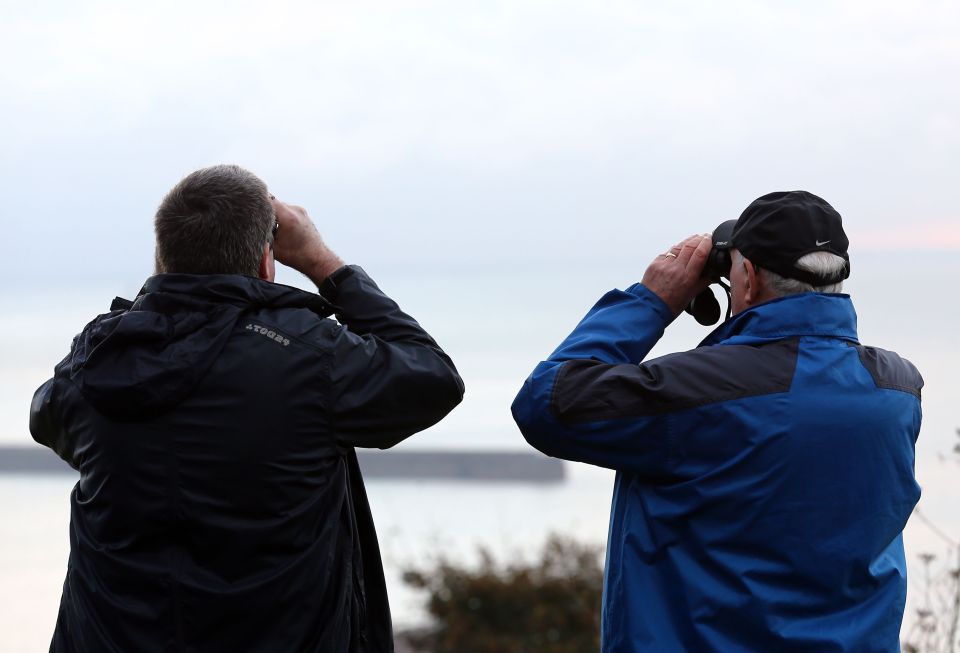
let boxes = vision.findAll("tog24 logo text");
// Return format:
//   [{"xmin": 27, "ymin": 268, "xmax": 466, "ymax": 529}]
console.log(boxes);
[{"xmin": 245, "ymin": 323, "xmax": 291, "ymax": 347}]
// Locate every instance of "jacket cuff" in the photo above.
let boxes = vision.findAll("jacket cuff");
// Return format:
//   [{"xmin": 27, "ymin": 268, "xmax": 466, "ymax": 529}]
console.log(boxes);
[
  {"xmin": 318, "ymin": 265, "xmax": 364, "ymax": 300},
  {"xmin": 625, "ymin": 282, "xmax": 676, "ymax": 327}
]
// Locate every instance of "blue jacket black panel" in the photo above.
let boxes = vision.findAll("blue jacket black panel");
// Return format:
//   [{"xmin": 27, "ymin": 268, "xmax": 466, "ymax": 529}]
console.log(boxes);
[
  {"xmin": 30, "ymin": 265, "xmax": 464, "ymax": 653},
  {"xmin": 512, "ymin": 284, "xmax": 922, "ymax": 652}
]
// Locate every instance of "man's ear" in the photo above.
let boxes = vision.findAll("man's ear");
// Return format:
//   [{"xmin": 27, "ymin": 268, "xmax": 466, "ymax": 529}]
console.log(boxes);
[
  {"xmin": 743, "ymin": 257, "xmax": 758, "ymax": 307},
  {"xmin": 258, "ymin": 243, "xmax": 275, "ymax": 282}
]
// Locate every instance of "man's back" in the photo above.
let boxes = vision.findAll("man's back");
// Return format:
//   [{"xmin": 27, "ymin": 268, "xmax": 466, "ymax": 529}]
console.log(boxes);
[
  {"xmin": 513, "ymin": 193, "xmax": 923, "ymax": 652},
  {"xmin": 514, "ymin": 289, "xmax": 921, "ymax": 651},
  {"xmin": 32, "ymin": 268, "xmax": 463, "ymax": 652},
  {"xmin": 586, "ymin": 293, "xmax": 919, "ymax": 651}
]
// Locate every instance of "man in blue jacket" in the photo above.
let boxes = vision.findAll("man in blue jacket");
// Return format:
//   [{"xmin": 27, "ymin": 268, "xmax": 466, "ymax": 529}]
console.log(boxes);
[{"xmin": 512, "ymin": 191, "xmax": 922, "ymax": 652}]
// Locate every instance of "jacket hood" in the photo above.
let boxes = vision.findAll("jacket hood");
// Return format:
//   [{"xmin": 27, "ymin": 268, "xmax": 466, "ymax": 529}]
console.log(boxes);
[{"xmin": 64, "ymin": 274, "xmax": 334, "ymax": 420}]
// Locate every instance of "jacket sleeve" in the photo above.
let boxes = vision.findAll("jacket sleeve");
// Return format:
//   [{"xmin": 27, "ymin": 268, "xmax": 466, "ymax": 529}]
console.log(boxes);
[
  {"xmin": 511, "ymin": 282, "xmax": 680, "ymax": 475},
  {"xmin": 322, "ymin": 265, "xmax": 464, "ymax": 449},
  {"xmin": 30, "ymin": 376, "xmax": 80, "ymax": 470}
]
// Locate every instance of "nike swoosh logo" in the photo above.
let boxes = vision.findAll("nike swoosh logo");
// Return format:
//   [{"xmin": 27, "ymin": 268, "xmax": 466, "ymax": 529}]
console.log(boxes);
[{"xmin": 816, "ymin": 240, "xmax": 831, "ymax": 246}]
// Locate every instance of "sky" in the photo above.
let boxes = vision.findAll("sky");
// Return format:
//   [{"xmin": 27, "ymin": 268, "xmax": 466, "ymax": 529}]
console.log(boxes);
[
  {"xmin": 1, "ymin": 0, "xmax": 959, "ymax": 642},
  {"xmin": 1, "ymin": 0, "xmax": 959, "ymax": 289}
]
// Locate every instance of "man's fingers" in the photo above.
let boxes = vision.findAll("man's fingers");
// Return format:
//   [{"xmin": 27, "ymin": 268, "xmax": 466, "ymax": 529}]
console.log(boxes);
[
  {"xmin": 673, "ymin": 235, "xmax": 697, "ymax": 251},
  {"xmin": 642, "ymin": 233, "xmax": 715, "ymax": 315},
  {"xmin": 271, "ymin": 198, "xmax": 288, "ymax": 223},
  {"xmin": 271, "ymin": 198, "xmax": 309, "ymax": 230},
  {"xmin": 683, "ymin": 234, "xmax": 713, "ymax": 280},
  {"xmin": 673, "ymin": 234, "xmax": 705, "ymax": 266},
  {"xmin": 661, "ymin": 235, "xmax": 697, "ymax": 259}
]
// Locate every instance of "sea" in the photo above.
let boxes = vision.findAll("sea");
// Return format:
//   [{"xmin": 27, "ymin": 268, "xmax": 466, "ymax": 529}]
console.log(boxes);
[{"xmin": 2, "ymin": 252, "xmax": 958, "ymax": 650}]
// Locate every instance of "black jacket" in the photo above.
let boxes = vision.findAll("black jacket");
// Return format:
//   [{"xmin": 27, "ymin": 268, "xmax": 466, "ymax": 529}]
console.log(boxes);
[{"xmin": 30, "ymin": 265, "xmax": 464, "ymax": 653}]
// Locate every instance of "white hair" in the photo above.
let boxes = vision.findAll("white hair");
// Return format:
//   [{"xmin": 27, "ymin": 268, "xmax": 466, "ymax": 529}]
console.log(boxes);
[{"xmin": 734, "ymin": 250, "xmax": 846, "ymax": 297}]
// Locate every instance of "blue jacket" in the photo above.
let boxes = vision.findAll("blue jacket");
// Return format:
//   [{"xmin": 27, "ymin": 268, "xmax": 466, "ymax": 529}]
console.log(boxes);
[{"xmin": 512, "ymin": 284, "xmax": 922, "ymax": 652}]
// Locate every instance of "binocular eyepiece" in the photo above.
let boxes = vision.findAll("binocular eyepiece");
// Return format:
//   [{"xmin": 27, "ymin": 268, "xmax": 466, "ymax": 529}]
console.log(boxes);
[{"xmin": 684, "ymin": 219, "xmax": 737, "ymax": 326}]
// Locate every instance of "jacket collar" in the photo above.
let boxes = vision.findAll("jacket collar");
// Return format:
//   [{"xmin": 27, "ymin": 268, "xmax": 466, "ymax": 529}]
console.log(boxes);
[
  {"xmin": 699, "ymin": 292, "xmax": 859, "ymax": 347},
  {"xmin": 135, "ymin": 273, "xmax": 335, "ymax": 317},
  {"xmin": 72, "ymin": 274, "xmax": 334, "ymax": 420}
]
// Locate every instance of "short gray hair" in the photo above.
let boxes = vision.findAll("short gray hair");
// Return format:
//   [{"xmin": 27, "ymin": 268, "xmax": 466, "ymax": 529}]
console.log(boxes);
[
  {"xmin": 735, "ymin": 250, "xmax": 846, "ymax": 296},
  {"xmin": 154, "ymin": 165, "xmax": 274, "ymax": 276}
]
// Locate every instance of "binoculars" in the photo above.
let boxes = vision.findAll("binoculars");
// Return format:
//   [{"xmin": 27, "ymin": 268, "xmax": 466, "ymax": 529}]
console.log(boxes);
[{"xmin": 685, "ymin": 219, "xmax": 737, "ymax": 326}]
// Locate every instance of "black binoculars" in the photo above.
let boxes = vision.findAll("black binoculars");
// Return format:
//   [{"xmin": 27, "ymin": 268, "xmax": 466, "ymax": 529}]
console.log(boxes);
[{"xmin": 684, "ymin": 219, "xmax": 737, "ymax": 326}]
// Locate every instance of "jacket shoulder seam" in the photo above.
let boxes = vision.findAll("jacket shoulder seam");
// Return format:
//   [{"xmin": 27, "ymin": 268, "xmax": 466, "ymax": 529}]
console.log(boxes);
[{"xmin": 550, "ymin": 338, "xmax": 800, "ymax": 424}]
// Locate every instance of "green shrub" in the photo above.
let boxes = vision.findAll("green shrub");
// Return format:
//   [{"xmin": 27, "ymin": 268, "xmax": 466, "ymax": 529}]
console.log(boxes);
[{"xmin": 400, "ymin": 535, "xmax": 604, "ymax": 653}]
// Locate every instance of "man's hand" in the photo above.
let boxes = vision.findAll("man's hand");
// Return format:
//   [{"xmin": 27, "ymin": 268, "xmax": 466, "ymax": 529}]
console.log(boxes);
[
  {"xmin": 640, "ymin": 234, "xmax": 713, "ymax": 316},
  {"xmin": 271, "ymin": 198, "xmax": 345, "ymax": 285}
]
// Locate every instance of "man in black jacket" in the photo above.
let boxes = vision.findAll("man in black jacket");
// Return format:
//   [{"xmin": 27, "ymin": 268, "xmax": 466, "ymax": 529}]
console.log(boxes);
[{"xmin": 30, "ymin": 164, "xmax": 464, "ymax": 652}]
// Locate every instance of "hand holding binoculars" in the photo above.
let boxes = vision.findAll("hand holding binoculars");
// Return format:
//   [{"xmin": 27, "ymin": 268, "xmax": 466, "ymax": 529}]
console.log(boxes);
[{"xmin": 684, "ymin": 219, "xmax": 737, "ymax": 326}]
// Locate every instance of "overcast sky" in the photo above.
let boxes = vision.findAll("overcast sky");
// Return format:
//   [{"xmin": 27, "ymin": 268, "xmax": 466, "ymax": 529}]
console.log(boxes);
[{"xmin": 2, "ymin": 0, "xmax": 958, "ymax": 290}]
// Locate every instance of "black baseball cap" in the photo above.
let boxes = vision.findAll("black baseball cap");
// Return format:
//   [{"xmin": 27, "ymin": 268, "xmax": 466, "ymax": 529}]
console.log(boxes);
[{"xmin": 731, "ymin": 190, "xmax": 850, "ymax": 285}]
